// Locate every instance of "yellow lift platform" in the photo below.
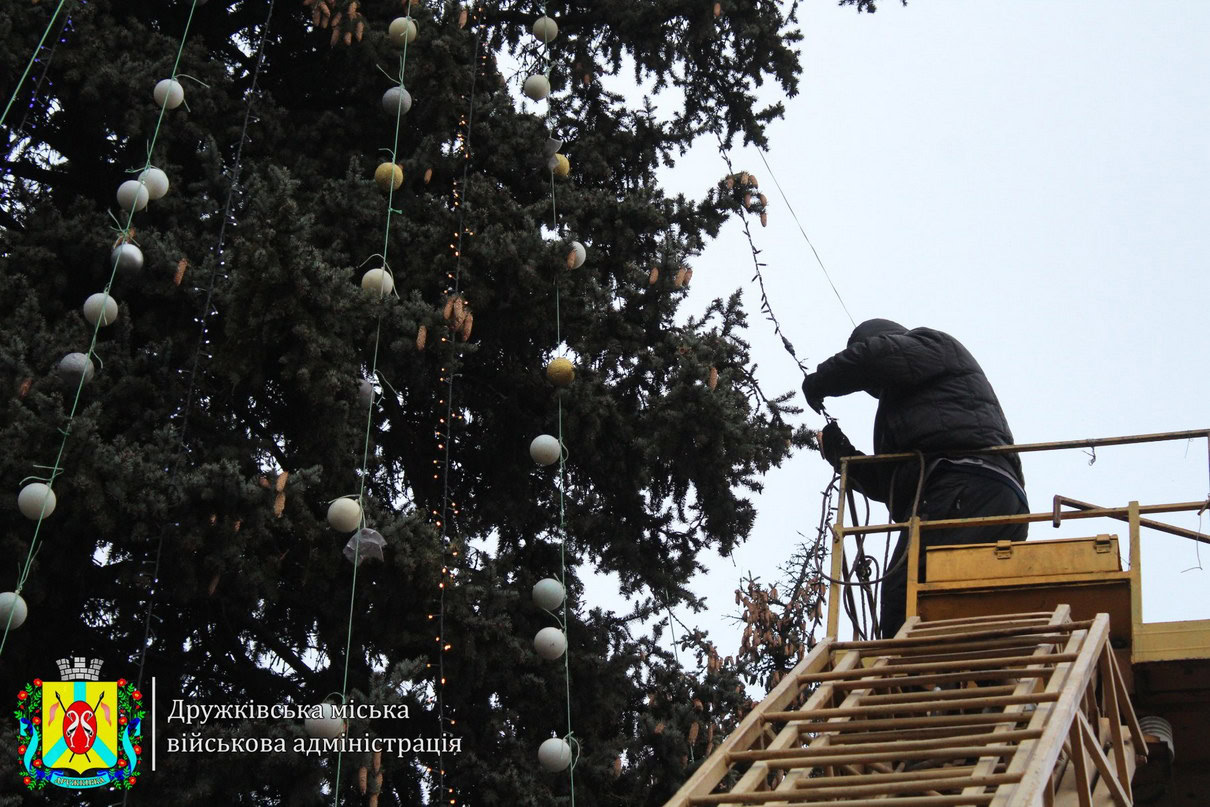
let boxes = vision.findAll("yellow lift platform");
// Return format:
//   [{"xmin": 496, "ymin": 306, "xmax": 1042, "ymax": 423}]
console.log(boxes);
[{"xmin": 663, "ymin": 430, "xmax": 1210, "ymax": 807}]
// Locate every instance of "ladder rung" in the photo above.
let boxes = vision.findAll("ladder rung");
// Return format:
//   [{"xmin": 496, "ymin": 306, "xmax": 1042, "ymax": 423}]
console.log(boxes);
[
  {"xmin": 764, "ymin": 691, "xmax": 1057, "ymax": 721},
  {"xmin": 789, "ymin": 771, "xmax": 1023, "ymax": 799},
  {"xmin": 801, "ymin": 652, "xmax": 1078, "ymax": 682},
  {"xmin": 794, "ymin": 712, "xmax": 1033, "ymax": 733},
  {"xmin": 836, "ymin": 621, "xmax": 1090, "ymax": 651},
  {"xmin": 760, "ymin": 745, "xmax": 1022, "ymax": 769},
  {"xmin": 688, "ymin": 791, "xmax": 996, "ymax": 805}
]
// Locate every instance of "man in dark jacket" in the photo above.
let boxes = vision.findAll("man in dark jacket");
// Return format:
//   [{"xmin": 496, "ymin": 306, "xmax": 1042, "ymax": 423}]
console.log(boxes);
[{"xmin": 802, "ymin": 319, "xmax": 1028, "ymax": 638}]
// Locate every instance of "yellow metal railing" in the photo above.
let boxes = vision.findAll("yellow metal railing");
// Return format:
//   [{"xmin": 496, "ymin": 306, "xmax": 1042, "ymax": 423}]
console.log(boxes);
[{"xmin": 827, "ymin": 429, "xmax": 1210, "ymax": 645}]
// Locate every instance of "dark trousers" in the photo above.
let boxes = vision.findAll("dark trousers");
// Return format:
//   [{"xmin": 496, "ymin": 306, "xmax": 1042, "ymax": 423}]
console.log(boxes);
[{"xmin": 880, "ymin": 469, "xmax": 1028, "ymax": 639}]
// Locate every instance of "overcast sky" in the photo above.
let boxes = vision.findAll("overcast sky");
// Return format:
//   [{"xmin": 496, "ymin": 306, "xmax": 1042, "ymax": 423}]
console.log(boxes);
[{"xmin": 585, "ymin": 0, "xmax": 1210, "ymax": 652}]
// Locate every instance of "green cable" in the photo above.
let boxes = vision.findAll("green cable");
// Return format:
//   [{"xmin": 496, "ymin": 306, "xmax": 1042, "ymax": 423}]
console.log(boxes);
[
  {"xmin": 331, "ymin": 22, "xmax": 412, "ymax": 805},
  {"xmin": 0, "ymin": 0, "xmax": 200, "ymax": 658},
  {"xmin": 542, "ymin": 12, "xmax": 576, "ymax": 801},
  {"xmin": 0, "ymin": 0, "xmax": 71, "ymax": 132}
]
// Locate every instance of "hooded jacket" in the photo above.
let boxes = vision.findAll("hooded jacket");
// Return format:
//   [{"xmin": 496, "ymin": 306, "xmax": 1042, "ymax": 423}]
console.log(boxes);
[{"xmin": 804, "ymin": 319, "xmax": 1024, "ymax": 515}]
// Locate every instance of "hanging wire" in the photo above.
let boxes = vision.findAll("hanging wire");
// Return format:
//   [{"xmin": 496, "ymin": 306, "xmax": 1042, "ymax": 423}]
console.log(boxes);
[
  {"xmin": 432, "ymin": 7, "xmax": 487, "ymax": 805},
  {"xmin": 6, "ymin": 4, "xmax": 73, "ymax": 149},
  {"xmin": 1, "ymin": 0, "xmax": 202, "ymax": 658},
  {"xmin": 714, "ymin": 134, "xmax": 810, "ymax": 379},
  {"xmin": 754, "ymin": 148, "xmax": 856, "ymax": 328},
  {"xmin": 540, "ymin": 10, "xmax": 579, "ymax": 801},
  {"xmin": 0, "ymin": 0, "xmax": 72, "ymax": 132},
  {"xmin": 123, "ymin": 0, "xmax": 278, "ymax": 760},
  {"xmin": 331, "ymin": 9, "xmax": 415, "ymax": 803}
]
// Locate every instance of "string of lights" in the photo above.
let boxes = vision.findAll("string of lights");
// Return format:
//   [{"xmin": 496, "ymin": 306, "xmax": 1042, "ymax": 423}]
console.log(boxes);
[
  {"xmin": 0, "ymin": 0, "xmax": 73, "ymax": 133},
  {"xmin": 425, "ymin": 5, "xmax": 488, "ymax": 805},
  {"xmin": 126, "ymin": 0, "xmax": 278, "ymax": 709}
]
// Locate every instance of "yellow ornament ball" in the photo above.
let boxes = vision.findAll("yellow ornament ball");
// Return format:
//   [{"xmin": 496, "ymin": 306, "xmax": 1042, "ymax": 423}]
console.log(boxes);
[
  {"xmin": 374, "ymin": 162, "xmax": 403, "ymax": 192},
  {"xmin": 546, "ymin": 357, "xmax": 575, "ymax": 387},
  {"xmin": 552, "ymin": 153, "xmax": 570, "ymax": 177}
]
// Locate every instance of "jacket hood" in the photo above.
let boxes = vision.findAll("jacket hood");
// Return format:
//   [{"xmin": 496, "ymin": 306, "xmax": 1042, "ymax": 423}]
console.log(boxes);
[{"xmin": 848, "ymin": 318, "xmax": 907, "ymax": 347}]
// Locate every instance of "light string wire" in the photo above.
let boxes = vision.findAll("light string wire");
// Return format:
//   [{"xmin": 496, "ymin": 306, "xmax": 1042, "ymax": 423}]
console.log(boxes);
[
  {"xmin": 331, "ymin": 7, "xmax": 413, "ymax": 804},
  {"xmin": 433, "ymin": 6, "xmax": 486, "ymax": 805},
  {"xmin": 126, "ymin": 0, "xmax": 278, "ymax": 704},
  {"xmin": 713, "ymin": 133, "xmax": 810, "ymax": 379},
  {"xmin": 0, "ymin": 0, "xmax": 72, "ymax": 132},
  {"xmin": 753, "ymin": 148, "xmax": 855, "ymax": 329},
  {"xmin": 6, "ymin": 3, "xmax": 73, "ymax": 154},
  {"xmin": 541, "ymin": 12, "xmax": 578, "ymax": 803},
  {"xmin": 0, "ymin": 0, "xmax": 201, "ymax": 658}
]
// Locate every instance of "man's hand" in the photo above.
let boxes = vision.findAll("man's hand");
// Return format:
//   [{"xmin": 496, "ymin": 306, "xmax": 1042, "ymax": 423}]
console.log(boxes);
[
  {"xmin": 819, "ymin": 421, "xmax": 858, "ymax": 467},
  {"xmin": 801, "ymin": 374, "xmax": 825, "ymax": 414}
]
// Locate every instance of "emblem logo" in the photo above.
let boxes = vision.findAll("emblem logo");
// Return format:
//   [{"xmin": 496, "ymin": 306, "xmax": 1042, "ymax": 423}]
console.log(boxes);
[{"xmin": 14, "ymin": 658, "xmax": 145, "ymax": 791}]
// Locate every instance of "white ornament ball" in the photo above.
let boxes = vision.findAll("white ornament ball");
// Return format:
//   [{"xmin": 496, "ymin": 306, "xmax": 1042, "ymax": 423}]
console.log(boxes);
[
  {"xmin": 523, "ymin": 74, "xmax": 551, "ymax": 101},
  {"xmin": 533, "ymin": 15, "xmax": 559, "ymax": 43},
  {"xmin": 567, "ymin": 241, "xmax": 587, "ymax": 269},
  {"xmin": 529, "ymin": 434, "xmax": 562, "ymax": 466},
  {"xmin": 388, "ymin": 17, "xmax": 418, "ymax": 46},
  {"xmin": 153, "ymin": 78, "xmax": 184, "ymax": 109},
  {"xmin": 139, "ymin": 167, "xmax": 170, "ymax": 200},
  {"xmin": 17, "ymin": 483, "xmax": 56, "ymax": 521},
  {"xmin": 327, "ymin": 497, "xmax": 362, "ymax": 532},
  {"xmin": 361, "ymin": 268, "xmax": 394, "ymax": 296},
  {"xmin": 0, "ymin": 593, "xmax": 28, "ymax": 630},
  {"xmin": 532, "ymin": 578, "xmax": 565, "ymax": 610},
  {"xmin": 58, "ymin": 352, "xmax": 95, "ymax": 386},
  {"xmin": 538, "ymin": 737, "xmax": 572, "ymax": 772},
  {"xmin": 304, "ymin": 703, "xmax": 347, "ymax": 738},
  {"xmin": 534, "ymin": 627, "xmax": 567, "ymax": 661},
  {"xmin": 116, "ymin": 180, "xmax": 149, "ymax": 212},
  {"xmin": 83, "ymin": 293, "xmax": 119, "ymax": 327},
  {"xmin": 112, "ymin": 243, "xmax": 144, "ymax": 272},
  {"xmin": 382, "ymin": 86, "xmax": 413, "ymax": 116}
]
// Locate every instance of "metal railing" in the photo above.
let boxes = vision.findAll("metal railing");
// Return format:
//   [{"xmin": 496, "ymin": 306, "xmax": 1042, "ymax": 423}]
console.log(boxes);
[{"xmin": 827, "ymin": 428, "xmax": 1210, "ymax": 639}]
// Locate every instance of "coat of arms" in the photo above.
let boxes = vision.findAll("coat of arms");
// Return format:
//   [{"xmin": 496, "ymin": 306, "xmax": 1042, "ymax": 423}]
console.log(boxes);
[{"xmin": 14, "ymin": 657, "xmax": 145, "ymax": 790}]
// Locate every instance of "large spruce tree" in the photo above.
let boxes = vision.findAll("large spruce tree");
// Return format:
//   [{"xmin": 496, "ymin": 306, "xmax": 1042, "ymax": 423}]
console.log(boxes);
[{"xmin": 0, "ymin": 1, "xmax": 811, "ymax": 803}]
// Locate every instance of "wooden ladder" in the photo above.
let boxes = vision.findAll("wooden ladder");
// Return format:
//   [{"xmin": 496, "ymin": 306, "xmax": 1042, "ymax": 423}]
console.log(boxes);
[{"xmin": 662, "ymin": 606, "xmax": 1145, "ymax": 807}]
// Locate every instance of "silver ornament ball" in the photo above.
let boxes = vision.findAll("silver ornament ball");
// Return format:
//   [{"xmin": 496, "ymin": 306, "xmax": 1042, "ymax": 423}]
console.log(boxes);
[
  {"xmin": 58, "ymin": 352, "xmax": 95, "ymax": 386},
  {"xmin": 304, "ymin": 703, "xmax": 347, "ymax": 738},
  {"xmin": 17, "ymin": 483, "xmax": 56, "ymax": 521},
  {"xmin": 139, "ymin": 167, "xmax": 170, "ymax": 200},
  {"xmin": 382, "ymin": 86, "xmax": 413, "ymax": 116},
  {"xmin": 529, "ymin": 434, "xmax": 562, "ymax": 466},
  {"xmin": 153, "ymin": 78, "xmax": 184, "ymax": 109},
  {"xmin": 0, "ymin": 593, "xmax": 28, "ymax": 630},
  {"xmin": 523, "ymin": 74, "xmax": 551, "ymax": 101},
  {"xmin": 534, "ymin": 627, "xmax": 567, "ymax": 661},
  {"xmin": 538, "ymin": 737, "xmax": 572, "ymax": 772},
  {"xmin": 532, "ymin": 578, "xmax": 565, "ymax": 610},
  {"xmin": 112, "ymin": 243, "xmax": 144, "ymax": 272},
  {"xmin": 83, "ymin": 293, "xmax": 119, "ymax": 327},
  {"xmin": 116, "ymin": 181, "xmax": 149, "ymax": 212},
  {"xmin": 327, "ymin": 497, "xmax": 362, "ymax": 532}
]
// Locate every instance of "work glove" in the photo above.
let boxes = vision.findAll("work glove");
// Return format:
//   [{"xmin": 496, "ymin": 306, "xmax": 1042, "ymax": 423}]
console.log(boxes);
[
  {"xmin": 801, "ymin": 373, "xmax": 825, "ymax": 414},
  {"xmin": 819, "ymin": 421, "xmax": 858, "ymax": 467}
]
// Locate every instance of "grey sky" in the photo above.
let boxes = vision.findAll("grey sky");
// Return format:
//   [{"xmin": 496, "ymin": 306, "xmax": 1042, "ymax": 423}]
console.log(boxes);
[{"xmin": 584, "ymin": 1, "xmax": 1210, "ymax": 650}]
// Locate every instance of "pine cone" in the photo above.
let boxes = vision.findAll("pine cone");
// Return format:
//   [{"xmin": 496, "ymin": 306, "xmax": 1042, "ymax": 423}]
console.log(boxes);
[
  {"xmin": 708, "ymin": 366, "xmax": 718, "ymax": 390},
  {"xmin": 416, "ymin": 324, "xmax": 428, "ymax": 351},
  {"xmin": 648, "ymin": 266, "xmax": 659, "ymax": 285}
]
